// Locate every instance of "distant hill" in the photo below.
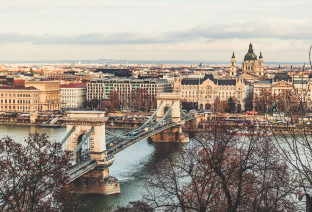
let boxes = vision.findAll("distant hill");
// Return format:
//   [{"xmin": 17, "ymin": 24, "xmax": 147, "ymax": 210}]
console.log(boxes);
[{"xmin": 0, "ymin": 58, "xmax": 308, "ymax": 65}]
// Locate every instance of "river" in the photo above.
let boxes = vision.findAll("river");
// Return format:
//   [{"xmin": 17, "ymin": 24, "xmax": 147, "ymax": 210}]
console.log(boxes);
[{"xmin": 0, "ymin": 125, "xmax": 187, "ymax": 212}]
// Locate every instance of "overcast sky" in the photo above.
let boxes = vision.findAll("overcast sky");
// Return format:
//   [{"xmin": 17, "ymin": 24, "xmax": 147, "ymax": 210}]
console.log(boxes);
[{"xmin": 0, "ymin": 0, "xmax": 311, "ymax": 62}]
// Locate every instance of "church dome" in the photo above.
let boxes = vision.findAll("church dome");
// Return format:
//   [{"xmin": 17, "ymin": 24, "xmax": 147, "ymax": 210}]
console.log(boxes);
[{"xmin": 244, "ymin": 43, "xmax": 257, "ymax": 61}]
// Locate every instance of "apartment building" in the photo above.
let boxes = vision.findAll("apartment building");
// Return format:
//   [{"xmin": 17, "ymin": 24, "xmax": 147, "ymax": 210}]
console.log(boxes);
[
  {"xmin": 60, "ymin": 83, "xmax": 86, "ymax": 109},
  {"xmin": 87, "ymin": 78, "xmax": 172, "ymax": 102}
]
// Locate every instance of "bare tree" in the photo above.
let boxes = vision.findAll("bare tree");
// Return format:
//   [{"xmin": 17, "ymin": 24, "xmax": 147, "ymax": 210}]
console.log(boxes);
[
  {"xmin": 0, "ymin": 133, "xmax": 81, "ymax": 211},
  {"xmin": 254, "ymin": 89, "xmax": 274, "ymax": 113},
  {"xmin": 274, "ymin": 90, "xmax": 301, "ymax": 114},
  {"xmin": 119, "ymin": 88, "xmax": 156, "ymax": 112},
  {"xmin": 144, "ymin": 122, "xmax": 298, "ymax": 212},
  {"xmin": 212, "ymin": 97, "xmax": 229, "ymax": 113},
  {"xmin": 261, "ymin": 59, "xmax": 312, "ymax": 211},
  {"xmin": 101, "ymin": 90, "xmax": 120, "ymax": 112}
]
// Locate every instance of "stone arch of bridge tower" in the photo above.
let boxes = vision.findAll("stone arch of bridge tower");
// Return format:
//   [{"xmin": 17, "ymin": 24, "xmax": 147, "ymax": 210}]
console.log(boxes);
[
  {"xmin": 75, "ymin": 132, "xmax": 91, "ymax": 164},
  {"xmin": 156, "ymin": 93, "xmax": 181, "ymax": 123},
  {"xmin": 63, "ymin": 111, "xmax": 108, "ymax": 165},
  {"xmin": 163, "ymin": 106, "xmax": 171, "ymax": 116}
]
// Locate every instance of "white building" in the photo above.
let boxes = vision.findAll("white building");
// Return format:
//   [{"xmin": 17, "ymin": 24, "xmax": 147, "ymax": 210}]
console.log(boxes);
[{"xmin": 60, "ymin": 83, "xmax": 86, "ymax": 109}]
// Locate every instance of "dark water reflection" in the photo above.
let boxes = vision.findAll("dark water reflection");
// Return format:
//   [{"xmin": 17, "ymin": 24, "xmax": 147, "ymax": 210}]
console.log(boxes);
[{"xmin": 0, "ymin": 125, "xmax": 187, "ymax": 212}]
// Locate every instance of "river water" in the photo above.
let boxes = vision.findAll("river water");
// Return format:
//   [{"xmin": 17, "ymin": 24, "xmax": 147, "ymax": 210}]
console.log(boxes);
[{"xmin": 0, "ymin": 125, "xmax": 186, "ymax": 212}]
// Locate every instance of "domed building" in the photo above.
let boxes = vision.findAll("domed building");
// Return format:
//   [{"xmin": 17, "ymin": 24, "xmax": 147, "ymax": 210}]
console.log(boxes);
[{"xmin": 242, "ymin": 43, "xmax": 264, "ymax": 80}]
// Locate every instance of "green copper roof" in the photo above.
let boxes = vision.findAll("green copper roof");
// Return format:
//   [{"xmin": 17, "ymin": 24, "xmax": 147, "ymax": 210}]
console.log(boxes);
[{"xmin": 244, "ymin": 43, "xmax": 257, "ymax": 61}]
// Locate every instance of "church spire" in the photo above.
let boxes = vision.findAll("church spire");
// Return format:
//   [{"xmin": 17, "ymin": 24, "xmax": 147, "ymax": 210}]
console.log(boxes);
[
  {"xmin": 259, "ymin": 51, "xmax": 263, "ymax": 58},
  {"xmin": 232, "ymin": 51, "xmax": 235, "ymax": 58},
  {"xmin": 248, "ymin": 42, "xmax": 253, "ymax": 53}
]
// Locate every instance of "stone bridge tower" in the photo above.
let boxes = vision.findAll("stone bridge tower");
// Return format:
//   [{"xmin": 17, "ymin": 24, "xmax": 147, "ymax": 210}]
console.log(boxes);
[
  {"xmin": 156, "ymin": 92, "xmax": 181, "ymax": 123},
  {"xmin": 63, "ymin": 111, "xmax": 120, "ymax": 195},
  {"xmin": 152, "ymin": 93, "xmax": 189, "ymax": 142}
]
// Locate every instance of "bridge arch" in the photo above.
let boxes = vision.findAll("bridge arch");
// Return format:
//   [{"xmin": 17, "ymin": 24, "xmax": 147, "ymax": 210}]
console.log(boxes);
[
  {"xmin": 76, "ymin": 133, "xmax": 90, "ymax": 164},
  {"xmin": 163, "ymin": 106, "xmax": 171, "ymax": 116}
]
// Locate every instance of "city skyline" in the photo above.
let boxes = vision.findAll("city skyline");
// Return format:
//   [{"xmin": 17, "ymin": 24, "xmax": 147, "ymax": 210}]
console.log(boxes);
[{"xmin": 0, "ymin": 0, "xmax": 311, "ymax": 62}]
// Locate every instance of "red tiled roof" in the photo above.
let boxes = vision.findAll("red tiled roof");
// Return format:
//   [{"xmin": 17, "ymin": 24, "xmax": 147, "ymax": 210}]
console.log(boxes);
[
  {"xmin": 0, "ymin": 85, "xmax": 37, "ymax": 90},
  {"xmin": 14, "ymin": 79, "xmax": 25, "ymax": 85},
  {"xmin": 60, "ymin": 83, "xmax": 86, "ymax": 88}
]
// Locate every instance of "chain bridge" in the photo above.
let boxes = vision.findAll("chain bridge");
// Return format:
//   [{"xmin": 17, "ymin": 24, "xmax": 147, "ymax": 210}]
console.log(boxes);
[{"xmin": 61, "ymin": 93, "xmax": 199, "ymax": 195}]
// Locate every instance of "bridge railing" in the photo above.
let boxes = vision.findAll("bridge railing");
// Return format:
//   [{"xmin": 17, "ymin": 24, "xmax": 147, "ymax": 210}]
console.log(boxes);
[
  {"xmin": 67, "ymin": 160, "xmax": 98, "ymax": 183},
  {"xmin": 105, "ymin": 121, "xmax": 178, "ymax": 157},
  {"xmin": 105, "ymin": 102, "xmax": 164, "ymax": 139},
  {"xmin": 104, "ymin": 111, "xmax": 196, "ymax": 156},
  {"xmin": 125, "ymin": 101, "xmax": 164, "ymax": 134}
]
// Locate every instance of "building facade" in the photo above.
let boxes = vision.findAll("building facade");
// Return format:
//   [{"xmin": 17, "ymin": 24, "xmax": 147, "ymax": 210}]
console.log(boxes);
[
  {"xmin": 0, "ymin": 86, "xmax": 40, "ymax": 113},
  {"xmin": 87, "ymin": 78, "xmax": 172, "ymax": 103},
  {"xmin": 24, "ymin": 80, "xmax": 61, "ymax": 111},
  {"xmin": 253, "ymin": 72, "xmax": 312, "ymax": 109},
  {"xmin": 174, "ymin": 74, "xmax": 250, "ymax": 111},
  {"xmin": 60, "ymin": 83, "xmax": 87, "ymax": 109},
  {"xmin": 253, "ymin": 73, "xmax": 293, "ymax": 97}
]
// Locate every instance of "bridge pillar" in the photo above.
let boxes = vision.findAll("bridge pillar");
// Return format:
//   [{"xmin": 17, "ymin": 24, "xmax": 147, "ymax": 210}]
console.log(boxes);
[
  {"xmin": 63, "ymin": 111, "xmax": 120, "ymax": 195},
  {"xmin": 152, "ymin": 93, "xmax": 189, "ymax": 142},
  {"xmin": 150, "ymin": 126, "xmax": 189, "ymax": 143}
]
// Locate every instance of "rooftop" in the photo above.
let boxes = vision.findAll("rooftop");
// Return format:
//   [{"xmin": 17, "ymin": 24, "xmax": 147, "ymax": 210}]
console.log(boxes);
[
  {"xmin": 273, "ymin": 73, "xmax": 292, "ymax": 82},
  {"xmin": 0, "ymin": 85, "xmax": 37, "ymax": 90},
  {"xmin": 293, "ymin": 80, "xmax": 308, "ymax": 84},
  {"xmin": 181, "ymin": 74, "xmax": 248, "ymax": 86},
  {"xmin": 253, "ymin": 79, "xmax": 272, "ymax": 84},
  {"xmin": 60, "ymin": 83, "xmax": 86, "ymax": 88}
]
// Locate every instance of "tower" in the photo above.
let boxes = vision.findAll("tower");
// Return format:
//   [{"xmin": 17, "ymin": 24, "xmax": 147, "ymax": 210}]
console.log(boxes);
[
  {"xmin": 63, "ymin": 111, "xmax": 120, "ymax": 195},
  {"xmin": 230, "ymin": 51, "xmax": 237, "ymax": 77},
  {"xmin": 259, "ymin": 52, "xmax": 264, "ymax": 76}
]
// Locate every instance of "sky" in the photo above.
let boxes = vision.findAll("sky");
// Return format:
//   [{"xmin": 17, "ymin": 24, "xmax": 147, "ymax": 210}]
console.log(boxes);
[{"xmin": 0, "ymin": 0, "xmax": 311, "ymax": 63}]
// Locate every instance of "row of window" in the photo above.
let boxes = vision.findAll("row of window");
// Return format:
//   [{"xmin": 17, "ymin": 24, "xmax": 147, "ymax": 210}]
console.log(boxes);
[
  {"xmin": 88, "ymin": 83, "xmax": 161, "ymax": 88},
  {"xmin": 1, "ymin": 105, "xmax": 36, "ymax": 110},
  {"xmin": 0, "ymin": 93, "xmax": 36, "ymax": 97},
  {"xmin": 0, "ymin": 99, "xmax": 37, "ymax": 104}
]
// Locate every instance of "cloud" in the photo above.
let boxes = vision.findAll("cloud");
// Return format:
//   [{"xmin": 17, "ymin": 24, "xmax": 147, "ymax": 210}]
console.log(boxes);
[
  {"xmin": 0, "ymin": 37, "xmax": 309, "ymax": 62},
  {"xmin": 0, "ymin": 0, "xmax": 187, "ymax": 10},
  {"xmin": 173, "ymin": 18, "xmax": 312, "ymax": 40},
  {"xmin": 0, "ymin": 32, "xmax": 176, "ymax": 45},
  {"xmin": 0, "ymin": 18, "xmax": 311, "ymax": 45}
]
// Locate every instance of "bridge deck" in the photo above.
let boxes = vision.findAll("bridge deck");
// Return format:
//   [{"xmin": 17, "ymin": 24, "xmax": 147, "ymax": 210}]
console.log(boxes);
[
  {"xmin": 67, "ymin": 160, "xmax": 98, "ymax": 183},
  {"xmin": 65, "ymin": 114, "xmax": 197, "ymax": 183}
]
